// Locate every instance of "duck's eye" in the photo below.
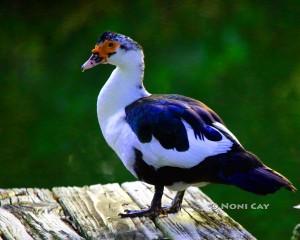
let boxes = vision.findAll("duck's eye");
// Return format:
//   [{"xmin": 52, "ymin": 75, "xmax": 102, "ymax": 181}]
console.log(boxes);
[{"xmin": 108, "ymin": 42, "xmax": 114, "ymax": 47}]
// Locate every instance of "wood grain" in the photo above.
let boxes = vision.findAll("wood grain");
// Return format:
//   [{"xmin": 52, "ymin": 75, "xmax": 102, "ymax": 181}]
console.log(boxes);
[
  {"xmin": 122, "ymin": 181, "xmax": 255, "ymax": 240},
  {"xmin": 53, "ymin": 183, "xmax": 163, "ymax": 239},
  {"xmin": 0, "ymin": 188, "xmax": 82, "ymax": 239},
  {"xmin": 0, "ymin": 182, "xmax": 255, "ymax": 239}
]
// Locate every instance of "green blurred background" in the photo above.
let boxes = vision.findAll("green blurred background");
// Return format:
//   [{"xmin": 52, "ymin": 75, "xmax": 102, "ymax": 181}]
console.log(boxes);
[{"xmin": 1, "ymin": 0, "xmax": 299, "ymax": 239}]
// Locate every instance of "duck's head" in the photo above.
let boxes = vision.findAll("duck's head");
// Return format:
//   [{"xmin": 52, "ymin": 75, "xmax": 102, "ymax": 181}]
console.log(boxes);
[{"xmin": 81, "ymin": 32, "xmax": 143, "ymax": 72}]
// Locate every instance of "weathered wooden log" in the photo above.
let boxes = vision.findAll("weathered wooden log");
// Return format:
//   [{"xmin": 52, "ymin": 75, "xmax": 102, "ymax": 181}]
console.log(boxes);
[{"xmin": 0, "ymin": 181, "xmax": 256, "ymax": 239}]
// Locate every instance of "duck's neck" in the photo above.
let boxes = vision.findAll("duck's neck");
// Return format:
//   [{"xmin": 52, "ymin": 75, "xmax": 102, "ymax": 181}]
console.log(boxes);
[{"xmin": 97, "ymin": 57, "xmax": 149, "ymax": 126}]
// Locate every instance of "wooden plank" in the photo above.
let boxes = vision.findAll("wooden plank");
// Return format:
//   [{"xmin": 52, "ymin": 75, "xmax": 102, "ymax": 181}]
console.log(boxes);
[
  {"xmin": 121, "ymin": 181, "xmax": 256, "ymax": 240},
  {"xmin": 0, "ymin": 188, "xmax": 82, "ymax": 240},
  {"xmin": 53, "ymin": 183, "xmax": 163, "ymax": 239},
  {"xmin": 0, "ymin": 182, "xmax": 255, "ymax": 239},
  {"xmin": 53, "ymin": 186, "xmax": 111, "ymax": 239},
  {"xmin": 0, "ymin": 208, "xmax": 32, "ymax": 240},
  {"xmin": 0, "ymin": 189, "xmax": 27, "ymax": 206},
  {"xmin": 165, "ymin": 186, "xmax": 255, "ymax": 240},
  {"xmin": 91, "ymin": 183, "xmax": 163, "ymax": 239},
  {"xmin": 122, "ymin": 182, "xmax": 211, "ymax": 240}
]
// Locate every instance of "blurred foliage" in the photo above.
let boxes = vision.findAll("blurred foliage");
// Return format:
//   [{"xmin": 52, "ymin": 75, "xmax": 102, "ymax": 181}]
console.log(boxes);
[{"xmin": 0, "ymin": 0, "xmax": 299, "ymax": 239}]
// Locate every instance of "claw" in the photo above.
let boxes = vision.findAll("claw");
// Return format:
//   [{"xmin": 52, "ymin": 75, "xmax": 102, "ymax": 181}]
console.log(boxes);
[
  {"xmin": 162, "ymin": 205, "xmax": 181, "ymax": 214},
  {"xmin": 119, "ymin": 208, "xmax": 166, "ymax": 219},
  {"xmin": 163, "ymin": 200, "xmax": 182, "ymax": 214}
]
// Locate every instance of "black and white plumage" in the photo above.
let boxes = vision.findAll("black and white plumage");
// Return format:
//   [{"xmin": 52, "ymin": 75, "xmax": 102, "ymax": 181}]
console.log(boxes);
[
  {"xmin": 125, "ymin": 95, "xmax": 224, "ymax": 151},
  {"xmin": 81, "ymin": 32, "xmax": 296, "ymax": 218}
]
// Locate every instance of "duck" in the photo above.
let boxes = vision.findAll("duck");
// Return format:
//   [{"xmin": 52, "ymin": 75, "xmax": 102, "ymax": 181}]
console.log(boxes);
[{"xmin": 81, "ymin": 32, "xmax": 296, "ymax": 218}]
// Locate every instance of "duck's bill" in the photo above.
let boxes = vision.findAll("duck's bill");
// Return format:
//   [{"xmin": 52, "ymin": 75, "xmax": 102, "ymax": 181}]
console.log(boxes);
[{"xmin": 81, "ymin": 54, "xmax": 103, "ymax": 72}]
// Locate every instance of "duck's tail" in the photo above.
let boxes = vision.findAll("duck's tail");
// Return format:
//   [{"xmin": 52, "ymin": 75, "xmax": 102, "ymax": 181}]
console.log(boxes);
[
  {"xmin": 222, "ymin": 150, "xmax": 297, "ymax": 195},
  {"xmin": 233, "ymin": 166, "xmax": 296, "ymax": 195}
]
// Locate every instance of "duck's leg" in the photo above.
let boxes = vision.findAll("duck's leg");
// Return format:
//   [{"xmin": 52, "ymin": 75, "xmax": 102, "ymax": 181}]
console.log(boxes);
[
  {"xmin": 163, "ymin": 190, "xmax": 185, "ymax": 213},
  {"xmin": 119, "ymin": 185, "xmax": 164, "ymax": 219}
]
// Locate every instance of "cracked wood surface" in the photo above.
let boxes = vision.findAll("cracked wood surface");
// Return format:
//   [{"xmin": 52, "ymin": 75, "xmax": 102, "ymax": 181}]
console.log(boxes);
[{"xmin": 0, "ymin": 181, "xmax": 256, "ymax": 240}]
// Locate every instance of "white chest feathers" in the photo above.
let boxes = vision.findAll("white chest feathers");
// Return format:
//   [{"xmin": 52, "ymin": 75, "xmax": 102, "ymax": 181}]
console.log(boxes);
[{"xmin": 98, "ymin": 110, "xmax": 139, "ymax": 176}]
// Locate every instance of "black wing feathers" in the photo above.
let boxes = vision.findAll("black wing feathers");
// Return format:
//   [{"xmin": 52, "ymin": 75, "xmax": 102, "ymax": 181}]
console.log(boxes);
[{"xmin": 125, "ymin": 94, "xmax": 223, "ymax": 151}]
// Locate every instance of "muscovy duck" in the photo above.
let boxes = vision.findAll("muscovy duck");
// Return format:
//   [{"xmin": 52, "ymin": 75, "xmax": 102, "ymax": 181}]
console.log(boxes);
[{"xmin": 81, "ymin": 32, "xmax": 296, "ymax": 218}]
